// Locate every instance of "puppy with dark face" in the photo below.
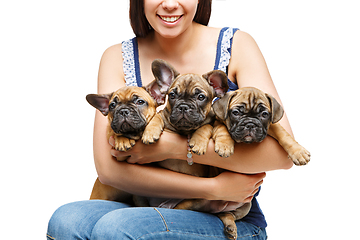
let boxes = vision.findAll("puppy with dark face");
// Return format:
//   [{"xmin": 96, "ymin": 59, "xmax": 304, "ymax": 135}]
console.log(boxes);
[
  {"xmin": 213, "ymin": 87, "xmax": 311, "ymax": 166},
  {"xmin": 142, "ymin": 59, "xmax": 230, "ymax": 156},
  {"xmin": 87, "ymin": 86, "xmax": 158, "ymax": 152},
  {"xmin": 86, "ymin": 84, "xmax": 161, "ymax": 201}
]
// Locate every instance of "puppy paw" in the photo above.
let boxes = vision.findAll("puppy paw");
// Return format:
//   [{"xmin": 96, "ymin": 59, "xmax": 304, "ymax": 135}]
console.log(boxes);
[
  {"xmin": 189, "ymin": 138, "xmax": 208, "ymax": 155},
  {"xmin": 215, "ymin": 140, "xmax": 235, "ymax": 158},
  {"xmin": 288, "ymin": 146, "xmax": 311, "ymax": 166},
  {"xmin": 224, "ymin": 224, "xmax": 237, "ymax": 240},
  {"xmin": 114, "ymin": 136, "xmax": 136, "ymax": 152},
  {"xmin": 142, "ymin": 127, "xmax": 162, "ymax": 144},
  {"xmin": 188, "ymin": 124, "xmax": 213, "ymax": 155},
  {"xmin": 217, "ymin": 212, "xmax": 238, "ymax": 240}
]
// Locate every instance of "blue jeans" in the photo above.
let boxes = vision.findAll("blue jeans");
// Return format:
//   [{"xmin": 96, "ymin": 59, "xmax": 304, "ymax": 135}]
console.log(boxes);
[{"xmin": 47, "ymin": 200, "xmax": 267, "ymax": 240}]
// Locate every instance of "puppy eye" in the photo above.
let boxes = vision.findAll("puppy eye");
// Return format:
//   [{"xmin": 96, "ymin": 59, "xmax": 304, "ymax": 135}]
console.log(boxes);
[
  {"xmin": 197, "ymin": 94, "xmax": 206, "ymax": 101},
  {"xmin": 169, "ymin": 92, "xmax": 176, "ymax": 99},
  {"xmin": 261, "ymin": 111, "xmax": 270, "ymax": 118},
  {"xmin": 109, "ymin": 102, "xmax": 117, "ymax": 110},
  {"xmin": 136, "ymin": 99, "xmax": 146, "ymax": 105},
  {"xmin": 232, "ymin": 109, "xmax": 240, "ymax": 116}
]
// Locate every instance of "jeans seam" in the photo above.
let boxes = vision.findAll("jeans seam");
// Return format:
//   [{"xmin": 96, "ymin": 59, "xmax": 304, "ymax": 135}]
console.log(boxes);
[
  {"xmin": 238, "ymin": 225, "xmax": 262, "ymax": 239},
  {"xmin": 46, "ymin": 234, "xmax": 55, "ymax": 240},
  {"xmin": 152, "ymin": 208, "xmax": 169, "ymax": 231}
]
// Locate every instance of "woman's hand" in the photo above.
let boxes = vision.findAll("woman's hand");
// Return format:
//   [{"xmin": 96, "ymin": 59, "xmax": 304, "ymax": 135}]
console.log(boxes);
[
  {"xmin": 209, "ymin": 171, "xmax": 266, "ymax": 203},
  {"xmin": 109, "ymin": 131, "xmax": 188, "ymax": 164}
]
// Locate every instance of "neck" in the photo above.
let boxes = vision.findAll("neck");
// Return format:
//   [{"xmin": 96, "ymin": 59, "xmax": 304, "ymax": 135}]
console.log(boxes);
[{"xmin": 150, "ymin": 22, "xmax": 201, "ymax": 59}]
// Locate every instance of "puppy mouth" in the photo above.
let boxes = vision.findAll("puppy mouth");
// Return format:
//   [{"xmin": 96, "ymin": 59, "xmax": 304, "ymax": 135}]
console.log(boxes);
[
  {"xmin": 243, "ymin": 134, "xmax": 255, "ymax": 143},
  {"xmin": 172, "ymin": 117, "xmax": 193, "ymax": 128},
  {"xmin": 230, "ymin": 120, "xmax": 267, "ymax": 143},
  {"xmin": 111, "ymin": 117, "xmax": 146, "ymax": 135},
  {"xmin": 120, "ymin": 121, "xmax": 136, "ymax": 132}
]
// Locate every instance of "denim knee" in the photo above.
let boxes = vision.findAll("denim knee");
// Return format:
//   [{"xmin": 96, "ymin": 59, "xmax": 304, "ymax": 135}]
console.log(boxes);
[
  {"xmin": 47, "ymin": 200, "xmax": 128, "ymax": 240},
  {"xmin": 91, "ymin": 207, "xmax": 169, "ymax": 240},
  {"xmin": 47, "ymin": 201, "xmax": 95, "ymax": 240}
]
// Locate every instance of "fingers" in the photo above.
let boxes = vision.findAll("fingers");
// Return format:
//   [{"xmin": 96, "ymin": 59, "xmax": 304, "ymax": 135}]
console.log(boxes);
[
  {"xmin": 243, "ymin": 173, "xmax": 265, "ymax": 202},
  {"xmin": 254, "ymin": 179, "xmax": 264, "ymax": 190}
]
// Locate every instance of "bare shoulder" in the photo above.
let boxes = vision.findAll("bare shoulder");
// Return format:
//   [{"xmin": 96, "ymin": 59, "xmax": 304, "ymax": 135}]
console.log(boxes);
[
  {"xmin": 102, "ymin": 43, "xmax": 123, "ymax": 60},
  {"xmin": 228, "ymin": 31, "xmax": 271, "ymax": 89},
  {"xmin": 230, "ymin": 31, "xmax": 264, "ymax": 68},
  {"xmin": 98, "ymin": 43, "xmax": 126, "ymax": 94}
]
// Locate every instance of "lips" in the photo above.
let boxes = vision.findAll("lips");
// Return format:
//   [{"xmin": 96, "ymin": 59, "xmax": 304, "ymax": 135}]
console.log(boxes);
[{"xmin": 158, "ymin": 15, "xmax": 182, "ymax": 23}]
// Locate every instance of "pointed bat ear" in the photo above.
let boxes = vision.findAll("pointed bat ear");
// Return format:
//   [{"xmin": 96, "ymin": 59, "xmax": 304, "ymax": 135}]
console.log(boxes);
[
  {"xmin": 265, "ymin": 93, "xmax": 284, "ymax": 123},
  {"xmin": 151, "ymin": 59, "xmax": 179, "ymax": 92},
  {"xmin": 144, "ymin": 79, "xmax": 166, "ymax": 106},
  {"xmin": 212, "ymin": 91, "xmax": 237, "ymax": 120},
  {"xmin": 202, "ymin": 70, "xmax": 229, "ymax": 98},
  {"xmin": 86, "ymin": 93, "xmax": 113, "ymax": 116}
]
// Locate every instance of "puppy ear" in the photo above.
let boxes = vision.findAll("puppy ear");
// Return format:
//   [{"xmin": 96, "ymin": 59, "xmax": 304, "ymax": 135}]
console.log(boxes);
[
  {"xmin": 151, "ymin": 59, "xmax": 179, "ymax": 92},
  {"xmin": 212, "ymin": 91, "xmax": 237, "ymax": 120},
  {"xmin": 202, "ymin": 70, "xmax": 229, "ymax": 98},
  {"xmin": 144, "ymin": 80, "xmax": 166, "ymax": 106},
  {"xmin": 265, "ymin": 93, "xmax": 284, "ymax": 123},
  {"xmin": 86, "ymin": 93, "xmax": 113, "ymax": 116}
]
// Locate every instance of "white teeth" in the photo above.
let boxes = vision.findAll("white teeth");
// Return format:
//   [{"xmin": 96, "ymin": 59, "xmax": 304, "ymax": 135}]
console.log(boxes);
[{"xmin": 160, "ymin": 16, "xmax": 180, "ymax": 23}]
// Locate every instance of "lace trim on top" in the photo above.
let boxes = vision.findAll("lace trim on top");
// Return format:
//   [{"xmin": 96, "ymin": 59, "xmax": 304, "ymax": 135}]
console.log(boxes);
[
  {"xmin": 121, "ymin": 39, "xmax": 137, "ymax": 87},
  {"xmin": 216, "ymin": 27, "xmax": 236, "ymax": 73}
]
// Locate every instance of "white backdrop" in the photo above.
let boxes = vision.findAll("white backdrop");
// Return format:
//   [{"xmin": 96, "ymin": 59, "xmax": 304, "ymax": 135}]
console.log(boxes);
[{"xmin": 1, "ymin": 0, "xmax": 359, "ymax": 239}]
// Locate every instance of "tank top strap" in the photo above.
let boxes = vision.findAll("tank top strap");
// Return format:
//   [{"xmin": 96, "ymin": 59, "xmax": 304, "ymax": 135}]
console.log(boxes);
[
  {"xmin": 121, "ymin": 38, "xmax": 143, "ymax": 87},
  {"xmin": 214, "ymin": 27, "xmax": 240, "ymax": 91},
  {"xmin": 214, "ymin": 27, "xmax": 239, "ymax": 73}
]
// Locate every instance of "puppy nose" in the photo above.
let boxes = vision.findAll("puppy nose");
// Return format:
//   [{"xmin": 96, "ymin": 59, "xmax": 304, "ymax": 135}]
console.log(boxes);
[
  {"xmin": 178, "ymin": 104, "xmax": 189, "ymax": 113},
  {"xmin": 245, "ymin": 123, "xmax": 255, "ymax": 130},
  {"xmin": 119, "ymin": 108, "xmax": 130, "ymax": 116}
]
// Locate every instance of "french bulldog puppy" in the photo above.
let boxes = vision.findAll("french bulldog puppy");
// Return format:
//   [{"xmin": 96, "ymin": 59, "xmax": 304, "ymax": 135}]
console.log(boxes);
[
  {"xmin": 86, "ymin": 84, "xmax": 161, "ymax": 201},
  {"xmin": 212, "ymin": 87, "xmax": 311, "ymax": 166}
]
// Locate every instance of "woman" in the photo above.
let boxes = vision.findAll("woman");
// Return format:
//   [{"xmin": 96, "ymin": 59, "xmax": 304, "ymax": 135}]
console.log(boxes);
[{"xmin": 47, "ymin": 0, "xmax": 293, "ymax": 239}]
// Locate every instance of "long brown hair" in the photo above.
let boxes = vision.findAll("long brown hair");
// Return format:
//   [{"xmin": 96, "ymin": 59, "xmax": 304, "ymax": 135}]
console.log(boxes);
[{"xmin": 130, "ymin": 0, "xmax": 212, "ymax": 38}]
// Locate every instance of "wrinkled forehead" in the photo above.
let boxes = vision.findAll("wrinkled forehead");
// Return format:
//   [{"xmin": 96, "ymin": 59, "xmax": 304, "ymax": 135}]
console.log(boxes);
[
  {"xmin": 170, "ymin": 74, "xmax": 212, "ymax": 94},
  {"xmin": 230, "ymin": 89, "xmax": 270, "ymax": 110},
  {"xmin": 111, "ymin": 86, "xmax": 153, "ymax": 102}
]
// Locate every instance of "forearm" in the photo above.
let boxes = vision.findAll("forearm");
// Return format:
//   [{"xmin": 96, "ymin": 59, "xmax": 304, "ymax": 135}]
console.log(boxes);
[
  {"xmin": 133, "ymin": 130, "xmax": 294, "ymax": 174},
  {"xmin": 194, "ymin": 136, "xmax": 293, "ymax": 174},
  {"xmin": 97, "ymin": 157, "xmax": 212, "ymax": 200}
]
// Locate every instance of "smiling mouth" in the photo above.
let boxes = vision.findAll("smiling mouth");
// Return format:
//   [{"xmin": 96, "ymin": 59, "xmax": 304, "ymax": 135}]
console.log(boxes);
[{"xmin": 158, "ymin": 15, "xmax": 182, "ymax": 23}]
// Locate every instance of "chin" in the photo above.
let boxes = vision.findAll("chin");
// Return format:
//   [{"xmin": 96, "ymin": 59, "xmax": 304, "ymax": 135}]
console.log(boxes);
[{"xmin": 154, "ymin": 23, "xmax": 193, "ymax": 39}]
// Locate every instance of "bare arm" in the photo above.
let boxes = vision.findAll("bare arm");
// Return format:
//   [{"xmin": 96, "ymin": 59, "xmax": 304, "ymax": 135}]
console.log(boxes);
[{"xmin": 113, "ymin": 131, "xmax": 292, "ymax": 174}]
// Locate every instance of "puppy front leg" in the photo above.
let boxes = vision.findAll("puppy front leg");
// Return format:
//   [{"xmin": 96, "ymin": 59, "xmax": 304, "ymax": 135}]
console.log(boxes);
[
  {"xmin": 189, "ymin": 124, "xmax": 213, "ymax": 155},
  {"xmin": 107, "ymin": 125, "xmax": 135, "ymax": 155},
  {"xmin": 212, "ymin": 121, "xmax": 235, "ymax": 158},
  {"xmin": 268, "ymin": 123, "xmax": 310, "ymax": 166},
  {"xmin": 142, "ymin": 113, "xmax": 165, "ymax": 144}
]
